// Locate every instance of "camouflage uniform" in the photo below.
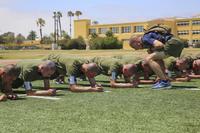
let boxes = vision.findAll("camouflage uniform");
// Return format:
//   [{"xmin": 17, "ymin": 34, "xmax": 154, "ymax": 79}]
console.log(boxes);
[
  {"xmin": 12, "ymin": 60, "xmax": 48, "ymax": 88},
  {"xmin": 91, "ymin": 57, "xmax": 123, "ymax": 76},
  {"xmin": 164, "ymin": 56, "xmax": 182, "ymax": 77},
  {"xmin": 44, "ymin": 54, "xmax": 90, "ymax": 77}
]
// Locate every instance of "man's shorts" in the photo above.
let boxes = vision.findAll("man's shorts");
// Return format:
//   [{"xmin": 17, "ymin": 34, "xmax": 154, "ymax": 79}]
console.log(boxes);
[{"xmin": 164, "ymin": 37, "xmax": 184, "ymax": 57}]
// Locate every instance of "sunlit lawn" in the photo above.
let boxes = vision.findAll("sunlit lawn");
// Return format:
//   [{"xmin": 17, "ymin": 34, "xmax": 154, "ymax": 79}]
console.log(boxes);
[
  {"xmin": 0, "ymin": 48, "xmax": 200, "ymax": 133},
  {"xmin": 0, "ymin": 75, "xmax": 200, "ymax": 133},
  {"xmin": 0, "ymin": 48, "xmax": 200, "ymax": 59}
]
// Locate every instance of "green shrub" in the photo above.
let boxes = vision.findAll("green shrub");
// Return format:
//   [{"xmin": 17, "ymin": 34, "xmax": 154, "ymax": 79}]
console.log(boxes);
[
  {"xmin": 89, "ymin": 36, "xmax": 122, "ymax": 49},
  {"xmin": 41, "ymin": 36, "xmax": 53, "ymax": 44},
  {"xmin": 194, "ymin": 43, "xmax": 200, "ymax": 48},
  {"xmin": 61, "ymin": 37, "xmax": 86, "ymax": 50}
]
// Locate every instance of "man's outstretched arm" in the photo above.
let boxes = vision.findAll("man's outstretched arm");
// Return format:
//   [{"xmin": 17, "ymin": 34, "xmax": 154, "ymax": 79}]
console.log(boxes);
[{"xmin": 68, "ymin": 76, "xmax": 103, "ymax": 92}]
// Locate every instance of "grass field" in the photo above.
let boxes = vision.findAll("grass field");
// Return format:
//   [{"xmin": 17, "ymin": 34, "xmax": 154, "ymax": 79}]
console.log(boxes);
[
  {"xmin": 0, "ymin": 48, "xmax": 200, "ymax": 59},
  {"xmin": 0, "ymin": 49, "xmax": 200, "ymax": 133}
]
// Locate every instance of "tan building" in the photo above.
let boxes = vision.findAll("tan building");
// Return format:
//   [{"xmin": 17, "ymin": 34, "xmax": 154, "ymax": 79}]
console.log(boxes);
[{"xmin": 74, "ymin": 17, "xmax": 200, "ymax": 49}]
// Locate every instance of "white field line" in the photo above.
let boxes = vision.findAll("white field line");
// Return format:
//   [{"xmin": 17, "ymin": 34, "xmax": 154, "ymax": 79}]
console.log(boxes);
[
  {"xmin": 183, "ymin": 88, "xmax": 200, "ymax": 90},
  {"xmin": 18, "ymin": 94, "xmax": 60, "ymax": 100}
]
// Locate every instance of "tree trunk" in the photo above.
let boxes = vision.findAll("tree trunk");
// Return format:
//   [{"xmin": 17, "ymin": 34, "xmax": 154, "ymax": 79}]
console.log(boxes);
[
  {"xmin": 54, "ymin": 17, "xmax": 57, "ymax": 44},
  {"xmin": 40, "ymin": 26, "xmax": 43, "ymax": 43},
  {"xmin": 70, "ymin": 16, "xmax": 72, "ymax": 37},
  {"xmin": 58, "ymin": 18, "xmax": 62, "ymax": 38},
  {"xmin": 56, "ymin": 19, "xmax": 59, "ymax": 41}
]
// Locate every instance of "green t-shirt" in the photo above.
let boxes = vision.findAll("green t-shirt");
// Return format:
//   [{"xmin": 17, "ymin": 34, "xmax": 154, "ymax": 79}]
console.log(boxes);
[
  {"xmin": 119, "ymin": 56, "xmax": 143, "ymax": 64},
  {"xmin": 45, "ymin": 54, "xmax": 89, "ymax": 77},
  {"xmin": 164, "ymin": 56, "xmax": 182, "ymax": 77},
  {"xmin": 164, "ymin": 56, "xmax": 177, "ymax": 71},
  {"xmin": 16, "ymin": 60, "xmax": 46, "ymax": 81},
  {"xmin": 91, "ymin": 57, "xmax": 122, "ymax": 76}
]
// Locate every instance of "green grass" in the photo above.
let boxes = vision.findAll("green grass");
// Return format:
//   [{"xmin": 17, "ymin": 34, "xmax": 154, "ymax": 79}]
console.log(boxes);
[
  {"xmin": 0, "ymin": 48, "xmax": 200, "ymax": 59},
  {"xmin": 0, "ymin": 76, "xmax": 200, "ymax": 133},
  {"xmin": 1, "ymin": 49, "xmax": 200, "ymax": 133}
]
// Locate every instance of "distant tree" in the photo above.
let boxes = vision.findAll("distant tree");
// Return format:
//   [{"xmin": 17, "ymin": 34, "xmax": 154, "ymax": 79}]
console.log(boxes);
[
  {"xmin": 27, "ymin": 30, "xmax": 37, "ymax": 41},
  {"xmin": 89, "ymin": 32, "xmax": 122, "ymax": 50},
  {"xmin": 15, "ymin": 33, "xmax": 25, "ymax": 44},
  {"xmin": 92, "ymin": 21, "xmax": 99, "ymax": 25},
  {"xmin": 1, "ymin": 32, "xmax": 15, "ymax": 44},
  {"xmin": 57, "ymin": 31, "xmax": 71, "ymax": 49},
  {"xmin": 41, "ymin": 36, "xmax": 53, "ymax": 44},
  {"xmin": 75, "ymin": 11, "xmax": 82, "ymax": 20},
  {"xmin": 62, "ymin": 30, "xmax": 71, "ymax": 40},
  {"xmin": 36, "ymin": 18, "xmax": 45, "ymax": 42},
  {"xmin": 50, "ymin": 32, "xmax": 55, "ymax": 41},
  {"xmin": 65, "ymin": 36, "xmax": 86, "ymax": 49},
  {"xmin": 90, "ymin": 33, "xmax": 98, "ymax": 39},
  {"xmin": 0, "ymin": 35, "xmax": 4, "ymax": 44},
  {"xmin": 67, "ymin": 11, "xmax": 74, "ymax": 37},
  {"xmin": 105, "ymin": 30, "xmax": 114, "ymax": 37}
]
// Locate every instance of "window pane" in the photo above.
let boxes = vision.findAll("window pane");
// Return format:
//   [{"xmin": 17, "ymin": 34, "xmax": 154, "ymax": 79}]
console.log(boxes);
[
  {"xmin": 121, "ymin": 26, "xmax": 131, "ymax": 33},
  {"xmin": 134, "ymin": 26, "xmax": 144, "ymax": 32},
  {"xmin": 192, "ymin": 20, "xmax": 200, "ymax": 25},
  {"xmin": 192, "ymin": 30, "xmax": 200, "ymax": 34},
  {"xmin": 176, "ymin": 21, "xmax": 190, "ymax": 26},
  {"xmin": 89, "ymin": 28, "xmax": 96, "ymax": 34},
  {"xmin": 177, "ymin": 30, "xmax": 189, "ymax": 35},
  {"xmin": 98, "ymin": 28, "xmax": 108, "ymax": 34},
  {"xmin": 110, "ymin": 27, "xmax": 119, "ymax": 33}
]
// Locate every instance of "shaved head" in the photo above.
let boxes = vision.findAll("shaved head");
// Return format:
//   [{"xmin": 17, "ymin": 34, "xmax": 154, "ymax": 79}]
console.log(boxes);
[
  {"xmin": 122, "ymin": 64, "xmax": 137, "ymax": 77},
  {"xmin": 129, "ymin": 35, "xmax": 143, "ymax": 50},
  {"xmin": 176, "ymin": 58, "xmax": 189, "ymax": 70},
  {"xmin": 1, "ymin": 64, "xmax": 20, "ymax": 77},
  {"xmin": 82, "ymin": 63, "xmax": 99, "ymax": 73},
  {"xmin": 82, "ymin": 63, "xmax": 99, "ymax": 78}
]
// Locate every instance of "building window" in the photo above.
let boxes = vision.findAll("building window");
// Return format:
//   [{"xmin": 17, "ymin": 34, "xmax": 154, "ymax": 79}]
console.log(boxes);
[
  {"xmin": 121, "ymin": 26, "xmax": 131, "ymax": 33},
  {"xmin": 176, "ymin": 21, "xmax": 190, "ymax": 26},
  {"xmin": 98, "ymin": 28, "xmax": 108, "ymax": 34},
  {"xmin": 192, "ymin": 39, "xmax": 200, "ymax": 43},
  {"xmin": 134, "ymin": 26, "xmax": 144, "ymax": 32},
  {"xmin": 177, "ymin": 30, "xmax": 189, "ymax": 35},
  {"xmin": 192, "ymin": 20, "xmax": 200, "ymax": 25},
  {"xmin": 110, "ymin": 27, "xmax": 119, "ymax": 33},
  {"xmin": 89, "ymin": 28, "xmax": 96, "ymax": 34},
  {"xmin": 192, "ymin": 30, "xmax": 200, "ymax": 34}
]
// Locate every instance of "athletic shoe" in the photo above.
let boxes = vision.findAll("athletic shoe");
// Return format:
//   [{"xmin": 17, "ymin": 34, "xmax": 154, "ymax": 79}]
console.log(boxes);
[
  {"xmin": 153, "ymin": 80, "xmax": 161, "ymax": 87},
  {"xmin": 152, "ymin": 80, "xmax": 171, "ymax": 89}
]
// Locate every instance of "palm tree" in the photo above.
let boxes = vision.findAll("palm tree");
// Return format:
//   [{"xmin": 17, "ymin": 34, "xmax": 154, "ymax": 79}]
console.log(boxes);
[
  {"xmin": 75, "ymin": 11, "xmax": 82, "ymax": 20},
  {"xmin": 67, "ymin": 11, "xmax": 74, "ymax": 37},
  {"xmin": 36, "ymin": 18, "xmax": 45, "ymax": 43},
  {"xmin": 57, "ymin": 11, "xmax": 63, "ymax": 38},
  {"xmin": 53, "ymin": 12, "xmax": 57, "ymax": 44}
]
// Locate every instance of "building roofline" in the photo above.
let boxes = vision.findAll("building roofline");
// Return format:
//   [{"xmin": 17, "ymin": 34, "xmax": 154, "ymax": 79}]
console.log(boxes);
[
  {"xmin": 90, "ymin": 21, "xmax": 148, "ymax": 27},
  {"xmin": 74, "ymin": 19, "xmax": 91, "ymax": 22}
]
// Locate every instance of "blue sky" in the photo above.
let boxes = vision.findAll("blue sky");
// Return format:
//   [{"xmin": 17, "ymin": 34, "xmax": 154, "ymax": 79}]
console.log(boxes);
[{"xmin": 0, "ymin": 0, "xmax": 200, "ymax": 37}]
